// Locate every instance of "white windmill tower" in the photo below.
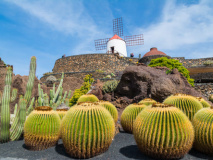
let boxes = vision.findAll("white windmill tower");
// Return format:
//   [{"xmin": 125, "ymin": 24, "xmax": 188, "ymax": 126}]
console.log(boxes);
[{"xmin": 95, "ymin": 17, "xmax": 144, "ymax": 57}]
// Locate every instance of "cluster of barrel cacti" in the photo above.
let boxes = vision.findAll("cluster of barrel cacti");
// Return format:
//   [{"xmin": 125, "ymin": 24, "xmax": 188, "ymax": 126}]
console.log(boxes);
[
  {"xmin": 36, "ymin": 72, "xmax": 71, "ymax": 110},
  {"xmin": 0, "ymin": 56, "xmax": 36, "ymax": 143},
  {"xmin": 119, "ymin": 95, "xmax": 213, "ymax": 159}
]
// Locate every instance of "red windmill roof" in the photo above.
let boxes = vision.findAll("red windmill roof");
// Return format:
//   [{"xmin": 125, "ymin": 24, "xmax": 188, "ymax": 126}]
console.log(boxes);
[
  {"xmin": 143, "ymin": 47, "xmax": 167, "ymax": 57},
  {"xmin": 109, "ymin": 34, "xmax": 123, "ymax": 40}
]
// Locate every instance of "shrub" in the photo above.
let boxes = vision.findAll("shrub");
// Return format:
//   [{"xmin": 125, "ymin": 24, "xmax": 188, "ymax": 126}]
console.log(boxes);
[
  {"xmin": 102, "ymin": 80, "xmax": 119, "ymax": 93},
  {"xmin": 148, "ymin": 57, "xmax": 194, "ymax": 86},
  {"xmin": 69, "ymin": 74, "xmax": 94, "ymax": 106}
]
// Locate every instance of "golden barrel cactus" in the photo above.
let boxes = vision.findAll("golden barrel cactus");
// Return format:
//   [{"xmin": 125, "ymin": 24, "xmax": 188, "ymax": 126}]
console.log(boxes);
[
  {"xmin": 163, "ymin": 93, "xmax": 203, "ymax": 120},
  {"xmin": 24, "ymin": 106, "xmax": 61, "ymax": 150},
  {"xmin": 121, "ymin": 103, "xmax": 147, "ymax": 133},
  {"xmin": 193, "ymin": 107, "xmax": 213, "ymax": 155},
  {"xmin": 138, "ymin": 98, "xmax": 157, "ymax": 106},
  {"xmin": 98, "ymin": 100, "xmax": 118, "ymax": 123},
  {"xmin": 61, "ymin": 102, "xmax": 115, "ymax": 158},
  {"xmin": 133, "ymin": 103, "xmax": 194, "ymax": 159},
  {"xmin": 196, "ymin": 97, "xmax": 211, "ymax": 108},
  {"xmin": 77, "ymin": 94, "xmax": 99, "ymax": 104}
]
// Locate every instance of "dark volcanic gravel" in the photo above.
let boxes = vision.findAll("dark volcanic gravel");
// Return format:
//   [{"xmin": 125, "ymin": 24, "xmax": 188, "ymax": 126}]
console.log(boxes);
[{"xmin": 0, "ymin": 133, "xmax": 212, "ymax": 160}]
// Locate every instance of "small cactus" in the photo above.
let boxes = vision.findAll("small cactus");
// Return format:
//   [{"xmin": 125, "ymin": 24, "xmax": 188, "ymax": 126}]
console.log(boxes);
[
  {"xmin": 24, "ymin": 106, "xmax": 61, "ymax": 150},
  {"xmin": 138, "ymin": 98, "xmax": 157, "ymax": 106},
  {"xmin": 193, "ymin": 107, "xmax": 213, "ymax": 155},
  {"xmin": 98, "ymin": 100, "xmax": 118, "ymax": 123},
  {"xmin": 196, "ymin": 97, "xmax": 211, "ymax": 108},
  {"xmin": 77, "ymin": 94, "xmax": 99, "ymax": 104},
  {"xmin": 133, "ymin": 103, "xmax": 194, "ymax": 159},
  {"xmin": 121, "ymin": 103, "xmax": 147, "ymax": 133},
  {"xmin": 163, "ymin": 93, "xmax": 203, "ymax": 120},
  {"xmin": 61, "ymin": 102, "xmax": 115, "ymax": 158}
]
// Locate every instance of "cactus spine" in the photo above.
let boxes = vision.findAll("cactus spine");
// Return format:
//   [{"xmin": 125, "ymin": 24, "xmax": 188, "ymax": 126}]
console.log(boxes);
[
  {"xmin": 24, "ymin": 106, "xmax": 61, "ymax": 150},
  {"xmin": 0, "ymin": 67, "xmax": 12, "ymax": 143},
  {"xmin": 133, "ymin": 103, "xmax": 194, "ymax": 159},
  {"xmin": 121, "ymin": 103, "xmax": 147, "ymax": 133},
  {"xmin": 163, "ymin": 93, "xmax": 203, "ymax": 120},
  {"xmin": 24, "ymin": 56, "xmax": 36, "ymax": 104},
  {"xmin": 61, "ymin": 102, "xmax": 115, "ymax": 158},
  {"xmin": 138, "ymin": 98, "xmax": 157, "ymax": 106},
  {"xmin": 98, "ymin": 101, "xmax": 118, "ymax": 123},
  {"xmin": 192, "ymin": 107, "xmax": 213, "ymax": 155},
  {"xmin": 77, "ymin": 94, "xmax": 99, "ymax": 104}
]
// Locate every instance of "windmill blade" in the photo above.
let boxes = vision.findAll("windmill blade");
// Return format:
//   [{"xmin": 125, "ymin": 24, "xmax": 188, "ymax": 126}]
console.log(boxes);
[
  {"xmin": 124, "ymin": 34, "xmax": 144, "ymax": 46},
  {"xmin": 94, "ymin": 38, "xmax": 110, "ymax": 50},
  {"xmin": 113, "ymin": 17, "xmax": 123, "ymax": 37}
]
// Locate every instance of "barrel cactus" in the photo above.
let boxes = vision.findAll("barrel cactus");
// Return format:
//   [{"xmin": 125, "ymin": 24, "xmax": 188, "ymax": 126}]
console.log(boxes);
[
  {"xmin": 61, "ymin": 102, "xmax": 115, "ymax": 158},
  {"xmin": 133, "ymin": 103, "xmax": 194, "ymax": 159},
  {"xmin": 138, "ymin": 98, "xmax": 157, "ymax": 106},
  {"xmin": 24, "ymin": 106, "xmax": 61, "ymax": 150},
  {"xmin": 193, "ymin": 107, "xmax": 213, "ymax": 155},
  {"xmin": 56, "ymin": 104, "xmax": 70, "ymax": 120},
  {"xmin": 121, "ymin": 103, "xmax": 147, "ymax": 133},
  {"xmin": 98, "ymin": 100, "xmax": 118, "ymax": 123},
  {"xmin": 77, "ymin": 94, "xmax": 99, "ymax": 104},
  {"xmin": 163, "ymin": 93, "xmax": 203, "ymax": 120},
  {"xmin": 209, "ymin": 94, "xmax": 213, "ymax": 103},
  {"xmin": 196, "ymin": 97, "xmax": 211, "ymax": 108}
]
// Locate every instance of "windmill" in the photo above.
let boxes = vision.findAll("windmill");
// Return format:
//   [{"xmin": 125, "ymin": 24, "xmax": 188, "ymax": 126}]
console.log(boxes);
[{"xmin": 94, "ymin": 17, "xmax": 144, "ymax": 57}]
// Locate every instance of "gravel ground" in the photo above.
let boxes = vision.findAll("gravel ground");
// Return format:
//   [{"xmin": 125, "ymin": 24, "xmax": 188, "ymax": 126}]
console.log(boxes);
[{"xmin": 0, "ymin": 132, "xmax": 212, "ymax": 160}]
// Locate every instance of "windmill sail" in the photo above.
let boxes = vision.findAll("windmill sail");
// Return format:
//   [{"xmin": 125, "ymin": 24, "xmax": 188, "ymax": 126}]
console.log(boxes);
[
  {"xmin": 124, "ymin": 34, "xmax": 144, "ymax": 46},
  {"xmin": 94, "ymin": 38, "xmax": 110, "ymax": 50}
]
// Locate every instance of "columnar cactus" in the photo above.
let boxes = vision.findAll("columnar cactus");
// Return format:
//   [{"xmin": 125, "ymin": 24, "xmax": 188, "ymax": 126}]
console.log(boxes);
[
  {"xmin": 133, "ymin": 103, "xmax": 194, "ymax": 159},
  {"xmin": 10, "ymin": 88, "xmax": 18, "ymax": 103},
  {"xmin": 138, "ymin": 98, "xmax": 157, "ymax": 106},
  {"xmin": 24, "ymin": 56, "xmax": 36, "ymax": 104},
  {"xmin": 24, "ymin": 106, "xmax": 61, "ymax": 150},
  {"xmin": 163, "ymin": 93, "xmax": 203, "ymax": 120},
  {"xmin": 193, "ymin": 107, "xmax": 213, "ymax": 155},
  {"xmin": 61, "ymin": 102, "xmax": 115, "ymax": 158},
  {"xmin": 77, "ymin": 94, "xmax": 99, "ymax": 104},
  {"xmin": 0, "ymin": 67, "xmax": 12, "ymax": 143},
  {"xmin": 121, "ymin": 103, "xmax": 147, "ymax": 133},
  {"xmin": 196, "ymin": 97, "xmax": 211, "ymax": 108},
  {"xmin": 98, "ymin": 101, "xmax": 118, "ymax": 123}
]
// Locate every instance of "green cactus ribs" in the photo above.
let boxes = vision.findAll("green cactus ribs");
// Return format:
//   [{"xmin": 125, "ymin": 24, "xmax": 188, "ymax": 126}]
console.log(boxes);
[
  {"xmin": 77, "ymin": 94, "xmax": 99, "ymax": 104},
  {"xmin": 133, "ymin": 103, "xmax": 194, "ymax": 159},
  {"xmin": 98, "ymin": 100, "xmax": 118, "ymax": 123},
  {"xmin": 24, "ymin": 106, "xmax": 61, "ymax": 151},
  {"xmin": 163, "ymin": 93, "xmax": 203, "ymax": 120},
  {"xmin": 138, "ymin": 98, "xmax": 157, "ymax": 106},
  {"xmin": 121, "ymin": 103, "xmax": 147, "ymax": 133},
  {"xmin": 193, "ymin": 107, "xmax": 213, "ymax": 155},
  {"xmin": 61, "ymin": 102, "xmax": 115, "ymax": 158},
  {"xmin": 196, "ymin": 97, "xmax": 211, "ymax": 108}
]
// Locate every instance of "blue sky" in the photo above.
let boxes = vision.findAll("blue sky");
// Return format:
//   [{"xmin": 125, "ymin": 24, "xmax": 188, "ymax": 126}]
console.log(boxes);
[{"xmin": 0, "ymin": 0, "xmax": 213, "ymax": 78}]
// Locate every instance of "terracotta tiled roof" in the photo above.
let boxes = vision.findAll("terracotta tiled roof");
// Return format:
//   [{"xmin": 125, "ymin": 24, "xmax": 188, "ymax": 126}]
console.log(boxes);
[
  {"xmin": 109, "ymin": 34, "xmax": 123, "ymax": 40},
  {"xmin": 143, "ymin": 47, "xmax": 167, "ymax": 57}
]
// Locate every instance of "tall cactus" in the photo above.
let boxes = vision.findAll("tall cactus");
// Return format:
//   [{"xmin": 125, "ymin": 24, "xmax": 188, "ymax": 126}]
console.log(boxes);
[
  {"xmin": 53, "ymin": 73, "xmax": 64, "ymax": 103},
  {"xmin": 61, "ymin": 102, "xmax": 115, "ymax": 158},
  {"xmin": 10, "ymin": 98, "xmax": 27, "ymax": 141},
  {"xmin": 0, "ymin": 67, "xmax": 13, "ymax": 143},
  {"xmin": 24, "ymin": 56, "xmax": 36, "ymax": 104},
  {"xmin": 133, "ymin": 103, "xmax": 194, "ymax": 159},
  {"xmin": 10, "ymin": 88, "xmax": 18, "ymax": 103}
]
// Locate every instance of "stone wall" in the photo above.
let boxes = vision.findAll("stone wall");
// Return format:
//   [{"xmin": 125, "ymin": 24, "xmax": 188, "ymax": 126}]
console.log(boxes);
[
  {"xmin": 173, "ymin": 57, "xmax": 213, "ymax": 68},
  {"xmin": 194, "ymin": 83, "xmax": 213, "ymax": 99}
]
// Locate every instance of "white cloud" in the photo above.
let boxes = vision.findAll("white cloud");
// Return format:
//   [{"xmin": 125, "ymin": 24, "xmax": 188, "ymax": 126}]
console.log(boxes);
[{"xmin": 132, "ymin": 0, "xmax": 213, "ymax": 58}]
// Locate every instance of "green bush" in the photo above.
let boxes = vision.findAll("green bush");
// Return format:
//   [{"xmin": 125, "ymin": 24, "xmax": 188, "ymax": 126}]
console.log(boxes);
[
  {"xmin": 149, "ymin": 57, "xmax": 194, "ymax": 86},
  {"xmin": 69, "ymin": 74, "xmax": 94, "ymax": 106},
  {"xmin": 102, "ymin": 80, "xmax": 119, "ymax": 93}
]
